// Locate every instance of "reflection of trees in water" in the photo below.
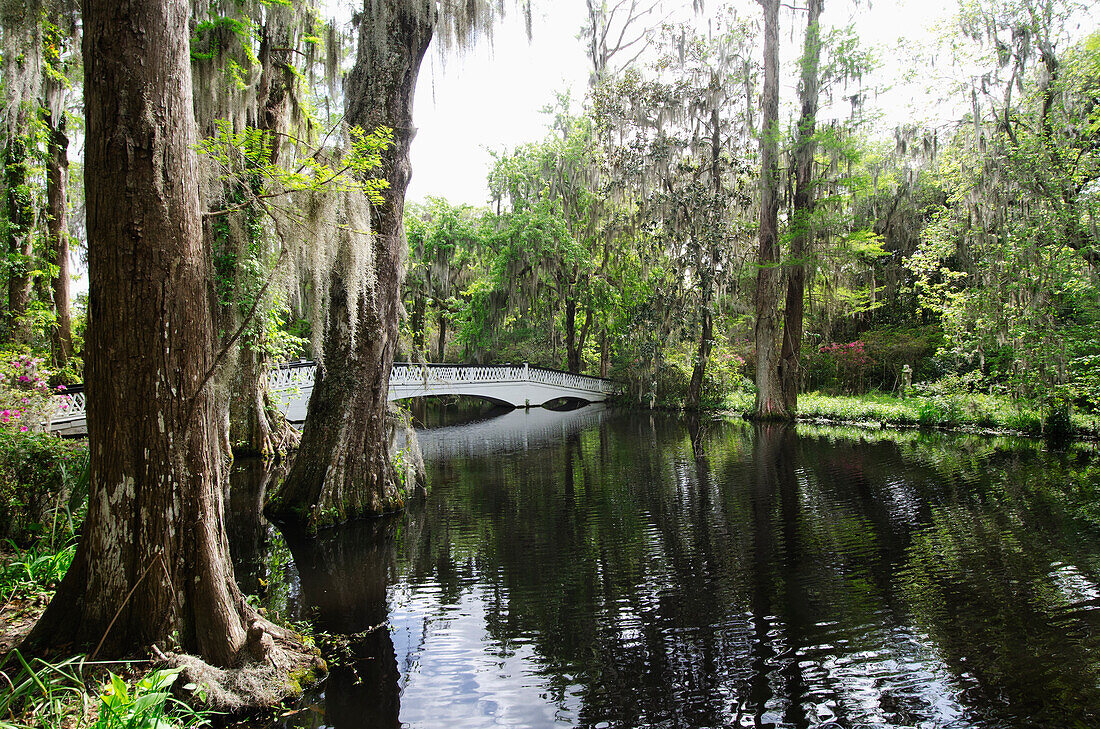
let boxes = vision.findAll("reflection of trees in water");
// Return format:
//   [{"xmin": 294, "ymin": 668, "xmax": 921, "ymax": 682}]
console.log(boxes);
[
  {"xmin": 901, "ymin": 499, "xmax": 1100, "ymax": 727},
  {"xmin": 227, "ymin": 458, "xmax": 299, "ymax": 621},
  {"xmin": 400, "ymin": 413, "xmax": 1100, "ymax": 728},
  {"xmin": 243, "ymin": 414, "xmax": 1100, "ymax": 728},
  {"xmin": 280, "ymin": 519, "xmax": 403, "ymax": 729}
]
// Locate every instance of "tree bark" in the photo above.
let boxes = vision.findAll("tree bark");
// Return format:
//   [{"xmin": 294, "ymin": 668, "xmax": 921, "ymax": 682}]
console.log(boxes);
[
  {"xmin": 686, "ymin": 300, "xmax": 713, "ymax": 411},
  {"xmin": 749, "ymin": 0, "xmax": 789, "ymax": 421},
  {"xmin": 4, "ymin": 136, "xmax": 35, "ymax": 341},
  {"xmin": 45, "ymin": 110, "xmax": 74, "ymax": 365},
  {"xmin": 273, "ymin": 4, "xmax": 432, "ymax": 529},
  {"xmin": 226, "ymin": 12, "xmax": 299, "ymax": 458},
  {"xmin": 436, "ymin": 307, "xmax": 447, "ymax": 362},
  {"xmin": 778, "ymin": 0, "xmax": 823, "ymax": 414},
  {"xmin": 25, "ymin": 0, "xmax": 260, "ymax": 665}
]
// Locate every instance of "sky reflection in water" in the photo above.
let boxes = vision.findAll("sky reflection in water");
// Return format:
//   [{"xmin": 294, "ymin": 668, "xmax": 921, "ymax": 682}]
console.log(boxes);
[{"xmin": 242, "ymin": 406, "xmax": 1100, "ymax": 729}]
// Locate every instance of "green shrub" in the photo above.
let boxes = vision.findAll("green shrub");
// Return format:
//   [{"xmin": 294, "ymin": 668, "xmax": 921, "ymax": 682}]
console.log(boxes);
[
  {"xmin": 0, "ymin": 652, "xmax": 213, "ymax": 729},
  {"xmin": 0, "ymin": 431, "xmax": 88, "ymax": 545},
  {"xmin": 1043, "ymin": 392, "xmax": 1075, "ymax": 439},
  {"xmin": 94, "ymin": 667, "xmax": 211, "ymax": 729}
]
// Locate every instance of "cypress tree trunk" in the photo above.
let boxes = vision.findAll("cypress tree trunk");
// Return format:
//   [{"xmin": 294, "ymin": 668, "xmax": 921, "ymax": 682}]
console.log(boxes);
[
  {"xmin": 750, "ymin": 0, "xmax": 789, "ymax": 420},
  {"xmin": 4, "ymin": 136, "xmax": 35, "ymax": 340},
  {"xmin": 227, "ymin": 12, "xmax": 299, "ymax": 458},
  {"xmin": 437, "ymin": 308, "xmax": 447, "ymax": 362},
  {"xmin": 273, "ymin": 4, "xmax": 432, "ymax": 529},
  {"xmin": 45, "ymin": 110, "xmax": 74, "ymax": 365},
  {"xmin": 25, "ymin": 0, "xmax": 271, "ymax": 665},
  {"xmin": 778, "ymin": 0, "xmax": 823, "ymax": 414}
]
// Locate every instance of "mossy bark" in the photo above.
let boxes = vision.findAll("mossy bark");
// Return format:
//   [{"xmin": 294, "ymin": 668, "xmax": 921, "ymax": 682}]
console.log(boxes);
[
  {"xmin": 24, "ymin": 0, "xmax": 304, "ymax": 672},
  {"xmin": 272, "ymin": 5, "xmax": 432, "ymax": 529},
  {"xmin": 748, "ymin": 0, "xmax": 791, "ymax": 422}
]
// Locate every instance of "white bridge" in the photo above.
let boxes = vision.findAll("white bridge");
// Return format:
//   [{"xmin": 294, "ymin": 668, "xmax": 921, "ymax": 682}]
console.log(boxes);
[{"xmin": 49, "ymin": 362, "xmax": 618, "ymax": 434}]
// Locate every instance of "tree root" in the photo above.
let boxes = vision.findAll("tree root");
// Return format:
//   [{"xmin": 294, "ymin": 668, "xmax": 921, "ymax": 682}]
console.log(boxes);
[{"xmin": 155, "ymin": 618, "xmax": 324, "ymax": 711}]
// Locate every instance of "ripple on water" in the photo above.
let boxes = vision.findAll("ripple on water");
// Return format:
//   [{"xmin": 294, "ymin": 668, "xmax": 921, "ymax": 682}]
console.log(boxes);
[{"xmin": 261, "ymin": 412, "xmax": 1100, "ymax": 729}]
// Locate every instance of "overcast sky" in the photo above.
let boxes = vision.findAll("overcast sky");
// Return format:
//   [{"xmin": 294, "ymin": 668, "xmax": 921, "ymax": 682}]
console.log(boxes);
[{"xmin": 403, "ymin": 0, "xmax": 964, "ymax": 208}]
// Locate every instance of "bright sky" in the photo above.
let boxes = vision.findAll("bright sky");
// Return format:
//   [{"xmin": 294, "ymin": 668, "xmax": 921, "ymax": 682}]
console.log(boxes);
[
  {"xmin": 404, "ymin": 0, "xmax": 964, "ymax": 208},
  {"xmin": 406, "ymin": 2, "xmax": 591, "ymax": 206}
]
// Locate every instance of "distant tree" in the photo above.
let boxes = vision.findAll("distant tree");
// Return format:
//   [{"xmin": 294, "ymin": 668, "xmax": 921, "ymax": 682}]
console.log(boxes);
[
  {"xmin": 750, "ymin": 0, "xmax": 787, "ymax": 419},
  {"xmin": 601, "ymin": 45, "xmax": 756, "ymax": 408},
  {"xmin": 404, "ymin": 198, "xmax": 485, "ymax": 362}
]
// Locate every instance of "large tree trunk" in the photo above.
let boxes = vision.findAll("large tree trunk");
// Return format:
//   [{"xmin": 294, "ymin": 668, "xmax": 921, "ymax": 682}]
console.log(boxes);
[
  {"xmin": 26, "ymin": 0, "xmax": 270, "ymax": 666},
  {"xmin": 45, "ymin": 109, "xmax": 74, "ymax": 365},
  {"xmin": 778, "ymin": 0, "xmax": 823, "ymax": 414},
  {"xmin": 4, "ymin": 136, "xmax": 35, "ymax": 341},
  {"xmin": 227, "ymin": 11, "xmax": 299, "ymax": 458},
  {"xmin": 272, "ymin": 5, "xmax": 432, "ymax": 529},
  {"xmin": 749, "ymin": 0, "xmax": 789, "ymax": 421}
]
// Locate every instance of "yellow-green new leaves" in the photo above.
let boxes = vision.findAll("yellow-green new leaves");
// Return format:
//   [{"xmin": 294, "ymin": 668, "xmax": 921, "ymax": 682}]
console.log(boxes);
[{"xmin": 198, "ymin": 121, "xmax": 393, "ymax": 208}]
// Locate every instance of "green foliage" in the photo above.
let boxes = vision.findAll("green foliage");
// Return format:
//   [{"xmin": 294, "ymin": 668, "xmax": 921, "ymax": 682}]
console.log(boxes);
[
  {"xmin": 0, "ymin": 652, "xmax": 89, "ymax": 729},
  {"xmin": 198, "ymin": 122, "xmax": 394, "ymax": 206},
  {"xmin": 0, "ymin": 653, "xmax": 214, "ymax": 729},
  {"xmin": 0, "ymin": 539, "xmax": 74, "ymax": 602},
  {"xmin": 95, "ymin": 667, "xmax": 211, "ymax": 729},
  {"xmin": 904, "ymin": 24, "xmax": 1100, "ymax": 403},
  {"xmin": 0, "ymin": 428, "xmax": 87, "ymax": 545}
]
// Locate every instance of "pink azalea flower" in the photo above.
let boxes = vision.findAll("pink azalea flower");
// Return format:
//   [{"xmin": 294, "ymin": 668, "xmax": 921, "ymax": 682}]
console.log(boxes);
[{"xmin": 19, "ymin": 426, "xmax": 27, "ymax": 432}]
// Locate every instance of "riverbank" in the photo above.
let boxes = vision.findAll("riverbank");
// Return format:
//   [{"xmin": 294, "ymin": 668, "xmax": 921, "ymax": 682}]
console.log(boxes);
[{"xmin": 723, "ymin": 390, "xmax": 1100, "ymax": 439}]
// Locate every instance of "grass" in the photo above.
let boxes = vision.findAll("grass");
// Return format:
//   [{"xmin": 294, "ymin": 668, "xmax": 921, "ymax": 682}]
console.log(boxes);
[
  {"xmin": 724, "ymin": 389, "xmax": 1100, "ymax": 439},
  {"xmin": 0, "ymin": 650, "xmax": 214, "ymax": 729},
  {"xmin": 1, "ymin": 540, "xmax": 76, "ymax": 604}
]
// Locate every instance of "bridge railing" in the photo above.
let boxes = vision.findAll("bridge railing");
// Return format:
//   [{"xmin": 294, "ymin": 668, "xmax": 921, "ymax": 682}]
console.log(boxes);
[
  {"xmin": 271, "ymin": 361, "xmax": 618, "ymax": 394},
  {"xmin": 50, "ymin": 362, "xmax": 620, "ymax": 427}
]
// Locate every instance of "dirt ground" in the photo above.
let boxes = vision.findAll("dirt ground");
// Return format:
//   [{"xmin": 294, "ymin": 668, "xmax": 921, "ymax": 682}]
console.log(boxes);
[{"xmin": 0, "ymin": 596, "xmax": 47, "ymax": 656}]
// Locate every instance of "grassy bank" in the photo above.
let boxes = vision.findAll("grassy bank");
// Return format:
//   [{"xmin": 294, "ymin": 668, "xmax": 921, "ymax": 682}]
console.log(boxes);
[{"xmin": 724, "ymin": 390, "xmax": 1100, "ymax": 439}]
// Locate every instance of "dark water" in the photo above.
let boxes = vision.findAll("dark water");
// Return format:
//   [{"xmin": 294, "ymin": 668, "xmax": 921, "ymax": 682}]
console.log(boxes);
[{"xmin": 232, "ymin": 407, "xmax": 1100, "ymax": 729}]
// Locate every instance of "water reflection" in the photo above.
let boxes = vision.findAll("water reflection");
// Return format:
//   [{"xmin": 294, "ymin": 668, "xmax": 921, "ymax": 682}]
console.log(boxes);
[
  {"xmin": 245, "ymin": 409, "xmax": 1100, "ymax": 728},
  {"xmin": 282, "ymin": 519, "xmax": 403, "ymax": 729},
  {"xmin": 412, "ymin": 402, "xmax": 609, "ymax": 461}
]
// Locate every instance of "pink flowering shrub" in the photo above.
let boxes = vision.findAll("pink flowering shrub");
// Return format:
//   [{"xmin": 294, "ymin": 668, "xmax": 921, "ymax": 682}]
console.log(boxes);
[
  {"xmin": 811, "ymin": 340, "xmax": 872, "ymax": 393},
  {"xmin": 0, "ymin": 351, "xmax": 60, "ymax": 432}
]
